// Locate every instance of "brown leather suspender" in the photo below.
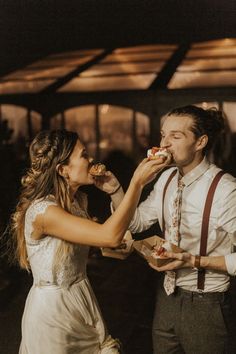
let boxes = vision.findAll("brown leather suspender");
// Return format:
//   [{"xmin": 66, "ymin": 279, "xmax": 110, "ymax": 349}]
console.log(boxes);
[
  {"xmin": 197, "ymin": 170, "xmax": 225, "ymax": 290},
  {"xmin": 162, "ymin": 169, "xmax": 225, "ymax": 291}
]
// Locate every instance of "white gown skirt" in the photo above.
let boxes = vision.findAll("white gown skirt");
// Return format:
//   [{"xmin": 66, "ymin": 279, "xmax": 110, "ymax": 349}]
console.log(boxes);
[{"xmin": 19, "ymin": 278, "xmax": 120, "ymax": 354}]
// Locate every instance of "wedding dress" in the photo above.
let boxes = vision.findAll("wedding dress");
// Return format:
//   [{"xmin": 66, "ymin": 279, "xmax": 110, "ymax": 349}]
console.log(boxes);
[{"xmin": 19, "ymin": 197, "xmax": 120, "ymax": 354}]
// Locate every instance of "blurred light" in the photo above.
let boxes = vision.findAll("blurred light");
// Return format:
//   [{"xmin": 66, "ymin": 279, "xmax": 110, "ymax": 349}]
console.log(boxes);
[
  {"xmin": 99, "ymin": 139, "xmax": 109, "ymax": 149},
  {"xmin": 101, "ymin": 104, "xmax": 109, "ymax": 114}
]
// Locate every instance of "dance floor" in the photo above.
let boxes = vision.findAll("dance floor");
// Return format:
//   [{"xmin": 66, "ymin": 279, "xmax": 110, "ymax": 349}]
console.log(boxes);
[{"xmin": 0, "ymin": 251, "xmax": 236, "ymax": 354}]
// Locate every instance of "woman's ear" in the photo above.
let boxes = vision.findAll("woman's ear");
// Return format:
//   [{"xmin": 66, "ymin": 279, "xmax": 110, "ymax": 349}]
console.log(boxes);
[
  {"xmin": 56, "ymin": 164, "xmax": 68, "ymax": 178},
  {"xmin": 196, "ymin": 134, "xmax": 208, "ymax": 151}
]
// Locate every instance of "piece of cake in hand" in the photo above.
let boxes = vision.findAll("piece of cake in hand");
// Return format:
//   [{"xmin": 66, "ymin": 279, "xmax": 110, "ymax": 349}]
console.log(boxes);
[
  {"xmin": 147, "ymin": 147, "xmax": 170, "ymax": 160},
  {"xmin": 151, "ymin": 240, "xmax": 171, "ymax": 259},
  {"xmin": 133, "ymin": 235, "xmax": 183, "ymax": 267},
  {"xmin": 89, "ymin": 163, "xmax": 107, "ymax": 177}
]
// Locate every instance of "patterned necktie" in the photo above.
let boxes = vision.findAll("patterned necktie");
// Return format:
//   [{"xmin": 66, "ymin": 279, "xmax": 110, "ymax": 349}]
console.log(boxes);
[{"xmin": 164, "ymin": 178, "xmax": 185, "ymax": 295}]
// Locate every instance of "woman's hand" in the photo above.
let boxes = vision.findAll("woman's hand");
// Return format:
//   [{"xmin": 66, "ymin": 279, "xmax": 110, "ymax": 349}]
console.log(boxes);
[
  {"xmin": 93, "ymin": 171, "xmax": 121, "ymax": 194},
  {"xmin": 149, "ymin": 251, "xmax": 195, "ymax": 272},
  {"xmin": 131, "ymin": 155, "xmax": 171, "ymax": 188}
]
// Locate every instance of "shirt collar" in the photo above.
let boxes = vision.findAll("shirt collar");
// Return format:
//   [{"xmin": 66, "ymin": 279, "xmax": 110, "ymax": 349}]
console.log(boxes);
[{"xmin": 178, "ymin": 157, "xmax": 210, "ymax": 187}]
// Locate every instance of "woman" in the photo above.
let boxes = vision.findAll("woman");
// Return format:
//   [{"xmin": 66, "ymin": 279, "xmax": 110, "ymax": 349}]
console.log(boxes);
[{"xmin": 11, "ymin": 129, "xmax": 169, "ymax": 354}]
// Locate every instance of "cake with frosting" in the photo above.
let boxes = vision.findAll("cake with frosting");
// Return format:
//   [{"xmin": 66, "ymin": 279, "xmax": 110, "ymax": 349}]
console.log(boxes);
[
  {"xmin": 89, "ymin": 163, "xmax": 106, "ymax": 176},
  {"xmin": 151, "ymin": 240, "xmax": 171, "ymax": 259},
  {"xmin": 147, "ymin": 147, "xmax": 170, "ymax": 160}
]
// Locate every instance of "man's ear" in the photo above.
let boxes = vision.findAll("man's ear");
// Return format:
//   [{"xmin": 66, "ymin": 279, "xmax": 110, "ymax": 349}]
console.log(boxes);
[
  {"xmin": 56, "ymin": 164, "xmax": 68, "ymax": 178},
  {"xmin": 196, "ymin": 134, "xmax": 208, "ymax": 151}
]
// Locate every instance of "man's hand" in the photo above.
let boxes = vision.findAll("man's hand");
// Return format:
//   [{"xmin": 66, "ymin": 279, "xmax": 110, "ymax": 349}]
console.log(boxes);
[{"xmin": 149, "ymin": 251, "xmax": 195, "ymax": 271}]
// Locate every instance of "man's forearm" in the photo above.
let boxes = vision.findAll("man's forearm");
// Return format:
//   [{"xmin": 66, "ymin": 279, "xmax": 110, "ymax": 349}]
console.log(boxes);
[{"xmin": 200, "ymin": 255, "xmax": 227, "ymax": 272}]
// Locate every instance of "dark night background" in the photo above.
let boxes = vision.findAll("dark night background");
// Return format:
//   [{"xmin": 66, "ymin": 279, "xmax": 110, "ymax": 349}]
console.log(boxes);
[
  {"xmin": 0, "ymin": 2, "xmax": 236, "ymax": 353},
  {"xmin": 0, "ymin": 0, "xmax": 236, "ymax": 76}
]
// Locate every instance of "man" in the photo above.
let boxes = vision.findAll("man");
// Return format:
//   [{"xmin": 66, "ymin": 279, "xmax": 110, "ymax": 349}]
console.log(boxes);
[{"xmin": 108, "ymin": 105, "xmax": 236, "ymax": 354}]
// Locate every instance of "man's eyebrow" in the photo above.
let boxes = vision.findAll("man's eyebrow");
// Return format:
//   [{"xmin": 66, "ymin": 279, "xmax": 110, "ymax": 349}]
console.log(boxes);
[
  {"xmin": 171, "ymin": 130, "xmax": 185, "ymax": 134},
  {"xmin": 161, "ymin": 130, "xmax": 185, "ymax": 134}
]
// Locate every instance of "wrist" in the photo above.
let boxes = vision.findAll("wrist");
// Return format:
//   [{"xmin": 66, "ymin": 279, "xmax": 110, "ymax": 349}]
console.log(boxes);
[
  {"xmin": 192, "ymin": 255, "xmax": 203, "ymax": 270},
  {"xmin": 107, "ymin": 184, "xmax": 122, "ymax": 196},
  {"xmin": 194, "ymin": 255, "xmax": 201, "ymax": 268},
  {"xmin": 130, "ymin": 177, "xmax": 144, "ymax": 190}
]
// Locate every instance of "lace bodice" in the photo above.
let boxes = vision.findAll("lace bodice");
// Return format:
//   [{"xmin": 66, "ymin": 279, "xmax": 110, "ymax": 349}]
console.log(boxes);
[{"xmin": 25, "ymin": 197, "xmax": 90, "ymax": 287}]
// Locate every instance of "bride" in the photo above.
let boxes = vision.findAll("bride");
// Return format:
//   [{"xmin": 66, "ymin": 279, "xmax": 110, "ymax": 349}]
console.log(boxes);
[{"xmin": 10, "ymin": 129, "xmax": 169, "ymax": 354}]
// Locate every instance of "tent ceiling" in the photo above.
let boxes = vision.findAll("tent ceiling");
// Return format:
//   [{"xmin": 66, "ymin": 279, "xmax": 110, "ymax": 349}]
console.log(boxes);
[{"xmin": 0, "ymin": 39, "xmax": 236, "ymax": 94}]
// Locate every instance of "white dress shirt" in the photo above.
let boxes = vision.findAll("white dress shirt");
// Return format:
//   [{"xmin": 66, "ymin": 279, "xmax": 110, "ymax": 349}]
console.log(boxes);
[{"xmin": 129, "ymin": 158, "xmax": 236, "ymax": 292}]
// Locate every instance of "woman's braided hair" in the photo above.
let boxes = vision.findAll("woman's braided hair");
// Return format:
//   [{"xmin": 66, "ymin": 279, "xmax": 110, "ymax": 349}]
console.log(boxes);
[{"xmin": 11, "ymin": 129, "xmax": 79, "ymax": 269}]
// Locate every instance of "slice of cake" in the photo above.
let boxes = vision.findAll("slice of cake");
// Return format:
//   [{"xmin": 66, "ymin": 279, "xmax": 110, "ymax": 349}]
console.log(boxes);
[
  {"xmin": 147, "ymin": 147, "xmax": 170, "ymax": 160},
  {"xmin": 89, "ymin": 163, "xmax": 107, "ymax": 176}
]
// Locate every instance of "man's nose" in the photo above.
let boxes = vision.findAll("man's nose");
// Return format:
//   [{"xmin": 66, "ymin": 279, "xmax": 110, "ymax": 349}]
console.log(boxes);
[{"xmin": 160, "ymin": 137, "xmax": 170, "ymax": 147}]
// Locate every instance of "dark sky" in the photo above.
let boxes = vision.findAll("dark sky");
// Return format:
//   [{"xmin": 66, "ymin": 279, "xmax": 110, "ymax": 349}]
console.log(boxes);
[{"xmin": 0, "ymin": 0, "xmax": 236, "ymax": 75}]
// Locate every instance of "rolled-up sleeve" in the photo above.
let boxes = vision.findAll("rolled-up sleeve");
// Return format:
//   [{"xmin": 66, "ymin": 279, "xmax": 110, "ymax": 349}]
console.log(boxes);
[
  {"xmin": 225, "ymin": 253, "xmax": 236, "ymax": 276},
  {"xmin": 218, "ymin": 177, "xmax": 236, "ymax": 276},
  {"xmin": 128, "ymin": 185, "xmax": 160, "ymax": 233},
  {"xmin": 129, "ymin": 169, "xmax": 174, "ymax": 233},
  {"xmin": 109, "ymin": 184, "xmax": 161, "ymax": 233},
  {"xmin": 225, "ymin": 230, "xmax": 236, "ymax": 276},
  {"xmin": 129, "ymin": 168, "xmax": 176, "ymax": 233}
]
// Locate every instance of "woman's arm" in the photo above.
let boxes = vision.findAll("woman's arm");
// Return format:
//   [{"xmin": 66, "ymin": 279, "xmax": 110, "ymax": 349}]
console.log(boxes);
[{"xmin": 34, "ymin": 158, "xmax": 168, "ymax": 248}]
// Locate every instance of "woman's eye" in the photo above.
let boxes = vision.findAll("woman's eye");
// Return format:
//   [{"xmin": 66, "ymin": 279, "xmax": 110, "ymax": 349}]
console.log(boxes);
[{"xmin": 81, "ymin": 152, "xmax": 89, "ymax": 159}]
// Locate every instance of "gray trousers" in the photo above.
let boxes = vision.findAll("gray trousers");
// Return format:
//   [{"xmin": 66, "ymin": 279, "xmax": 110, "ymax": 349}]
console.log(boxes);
[{"xmin": 152, "ymin": 284, "xmax": 233, "ymax": 354}]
